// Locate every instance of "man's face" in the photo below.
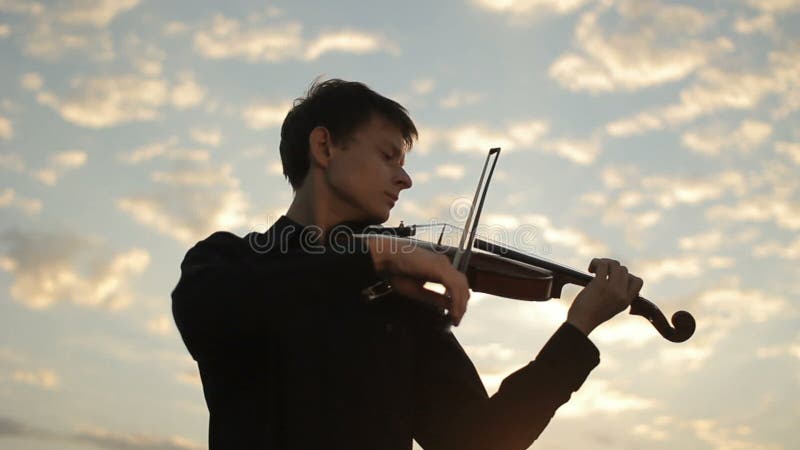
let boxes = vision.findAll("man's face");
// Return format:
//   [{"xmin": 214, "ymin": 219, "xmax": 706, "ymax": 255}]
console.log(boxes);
[{"xmin": 325, "ymin": 114, "xmax": 413, "ymax": 224}]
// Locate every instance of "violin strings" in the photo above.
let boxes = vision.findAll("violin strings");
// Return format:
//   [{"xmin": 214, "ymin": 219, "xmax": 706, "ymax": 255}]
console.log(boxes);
[{"xmin": 411, "ymin": 222, "xmax": 589, "ymax": 275}]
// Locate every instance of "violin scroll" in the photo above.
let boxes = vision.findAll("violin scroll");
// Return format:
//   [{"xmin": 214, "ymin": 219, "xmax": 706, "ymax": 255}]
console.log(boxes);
[{"xmin": 629, "ymin": 298, "xmax": 696, "ymax": 343}]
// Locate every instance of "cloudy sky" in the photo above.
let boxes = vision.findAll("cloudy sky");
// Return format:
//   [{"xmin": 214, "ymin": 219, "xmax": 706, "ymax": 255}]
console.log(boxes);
[{"xmin": 0, "ymin": 0, "xmax": 798, "ymax": 449}]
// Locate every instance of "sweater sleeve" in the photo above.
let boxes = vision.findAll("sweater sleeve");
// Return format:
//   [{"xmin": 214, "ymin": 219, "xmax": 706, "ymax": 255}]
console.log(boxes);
[
  {"xmin": 171, "ymin": 231, "xmax": 383, "ymax": 362},
  {"xmin": 413, "ymin": 322, "xmax": 600, "ymax": 450}
]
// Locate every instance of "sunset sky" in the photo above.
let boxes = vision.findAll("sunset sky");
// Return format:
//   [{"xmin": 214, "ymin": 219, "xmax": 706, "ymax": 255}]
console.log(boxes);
[{"xmin": 1, "ymin": 0, "xmax": 799, "ymax": 449}]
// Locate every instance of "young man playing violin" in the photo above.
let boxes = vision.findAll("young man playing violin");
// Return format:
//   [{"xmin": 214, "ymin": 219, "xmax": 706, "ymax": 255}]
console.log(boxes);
[{"xmin": 171, "ymin": 79, "xmax": 644, "ymax": 450}]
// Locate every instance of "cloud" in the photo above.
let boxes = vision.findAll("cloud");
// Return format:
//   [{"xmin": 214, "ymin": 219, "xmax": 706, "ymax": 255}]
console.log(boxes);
[
  {"xmin": 0, "ymin": 346, "xmax": 27, "ymax": 364},
  {"xmin": 0, "ymin": 188, "xmax": 42, "ymax": 216},
  {"xmin": 605, "ymin": 112, "xmax": 663, "ymax": 137},
  {"xmin": 579, "ymin": 167, "xmax": 754, "ymax": 244},
  {"xmin": 10, "ymin": 368, "xmax": 59, "ymax": 390},
  {"xmin": 193, "ymin": 15, "xmax": 302, "ymax": 62},
  {"xmin": 242, "ymin": 101, "xmax": 292, "ymax": 129},
  {"xmin": 162, "ymin": 20, "xmax": 189, "ymax": 36},
  {"xmin": 637, "ymin": 255, "xmax": 733, "ymax": 284},
  {"xmin": 146, "ymin": 314, "xmax": 174, "ymax": 336},
  {"xmin": 0, "ymin": 153, "xmax": 25, "ymax": 172},
  {"xmin": 438, "ymin": 90, "xmax": 486, "ymax": 109},
  {"xmin": 733, "ymin": 0, "xmax": 798, "ymax": 37},
  {"xmin": 194, "ymin": 14, "xmax": 396, "ymax": 63},
  {"xmin": 746, "ymin": 0, "xmax": 800, "ymax": 13},
  {"xmin": 394, "ymin": 195, "xmax": 466, "ymax": 223},
  {"xmin": 632, "ymin": 415, "xmax": 675, "ymax": 441},
  {"xmin": 592, "ymin": 166, "xmax": 747, "ymax": 211},
  {"xmin": 465, "ymin": 342, "xmax": 518, "ymax": 364},
  {"xmin": 757, "ymin": 334, "xmax": 800, "ymax": 360},
  {"xmin": 420, "ymin": 120, "xmax": 548, "ymax": 153},
  {"xmin": 435, "ymin": 164, "xmax": 465, "ymax": 180},
  {"xmin": 474, "ymin": 0, "xmax": 590, "ymax": 17},
  {"xmin": 754, "ymin": 237, "xmax": 800, "ymax": 260},
  {"xmin": 420, "ymin": 120, "xmax": 601, "ymax": 164},
  {"xmin": 118, "ymin": 138, "xmax": 210, "ymax": 165},
  {"xmin": 589, "ymin": 315, "xmax": 663, "ymax": 348},
  {"xmin": 632, "ymin": 415, "xmax": 785, "ymax": 449},
  {"xmin": 62, "ymin": 333, "xmax": 190, "ymax": 367},
  {"xmin": 605, "ymin": 47, "xmax": 800, "ymax": 136},
  {"xmin": 0, "ymin": 23, "xmax": 9, "ymax": 37},
  {"xmin": 170, "ymin": 72, "xmax": 206, "ymax": 109},
  {"xmin": 189, "ymin": 127, "xmax": 222, "ymax": 147},
  {"xmin": 117, "ymin": 160, "xmax": 251, "ymax": 244},
  {"xmin": 642, "ymin": 280, "xmax": 791, "ymax": 374},
  {"xmin": 0, "ymin": 414, "xmax": 203, "ymax": 450},
  {"xmin": 641, "ymin": 171, "xmax": 747, "ymax": 208},
  {"xmin": 707, "ymin": 197, "xmax": 800, "ymax": 230},
  {"xmin": 775, "ymin": 141, "xmax": 800, "ymax": 164},
  {"xmin": 0, "ymin": 228, "xmax": 149, "ymax": 309},
  {"xmin": 29, "ymin": 150, "xmax": 87, "ymax": 186},
  {"xmin": 690, "ymin": 418, "xmax": 783, "ymax": 450},
  {"xmin": 0, "ymin": 0, "xmax": 43, "ymax": 15},
  {"xmin": 549, "ymin": 1, "xmax": 730, "ymax": 93},
  {"xmin": 57, "ymin": 0, "xmax": 140, "ymax": 28},
  {"xmin": 678, "ymin": 230, "xmax": 724, "ymax": 252},
  {"xmin": 266, "ymin": 161, "xmax": 283, "ymax": 175},
  {"xmin": 422, "ymin": 124, "xmax": 516, "ymax": 154},
  {"xmin": 74, "ymin": 426, "xmax": 204, "ymax": 450},
  {"xmin": 0, "ymin": 0, "xmax": 137, "ymax": 61},
  {"xmin": 482, "ymin": 213, "xmax": 608, "ymax": 257},
  {"xmin": 123, "ymin": 33, "xmax": 166, "ymax": 76},
  {"xmin": 539, "ymin": 136, "xmax": 601, "ymax": 165},
  {"xmin": 51, "ymin": 149, "xmax": 87, "ymax": 167},
  {"xmin": 117, "ymin": 188, "xmax": 249, "ymax": 244},
  {"xmin": 556, "ymin": 379, "xmax": 657, "ymax": 418},
  {"xmin": 0, "ymin": 114, "xmax": 12, "ymax": 139},
  {"xmin": 19, "ymin": 72, "xmax": 43, "ymax": 91},
  {"xmin": 36, "ymin": 75, "xmax": 167, "ymax": 127},
  {"xmin": 0, "ymin": 415, "xmax": 55, "ymax": 440},
  {"xmin": 468, "ymin": 342, "xmax": 525, "ymax": 394},
  {"xmin": 681, "ymin": 120, "xmax": 773, "ymax": 155},
  {"xmin": 411, "ymin": 78, "xmax": 435, "ymax": 95},
  {"xmin": 734, "ymin": 13, "xmax": 776, "ymax": 35},
  {"xmin": 175, "ymin": 369, "xmax": 202, "ymax": 387},
  {"xmin": 150, "ymin": 164, "xmax": 238, "ymax": 187},
  {"xmin": 303, "ymin": 30, "xmax": 398, "ymax": 60},
  {"xmin": 32, "ymin": 73, "xmax": 206, "ymax": 127},
  {"xmin": 698, "ymin": 158, "xmax": 800, "ymax": 232},
  {"xmin": 23, "ymin": 23, "xmax": 115, "ymax": 61}
]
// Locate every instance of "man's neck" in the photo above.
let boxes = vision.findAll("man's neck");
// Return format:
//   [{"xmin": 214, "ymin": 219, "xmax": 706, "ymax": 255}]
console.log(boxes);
[{"xmin": 285, "ymin": 184, "xmax": 347, "ymax": 238}]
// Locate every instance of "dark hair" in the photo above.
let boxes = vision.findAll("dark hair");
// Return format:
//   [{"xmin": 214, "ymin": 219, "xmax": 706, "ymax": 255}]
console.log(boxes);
[{"xmin": 279, "ymin": 78, "xmax": 418, "ymax": 189}]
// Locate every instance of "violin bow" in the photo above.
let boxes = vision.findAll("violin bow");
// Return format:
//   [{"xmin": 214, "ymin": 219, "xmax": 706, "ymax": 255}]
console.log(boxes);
[{"xmin": 452, "ymin": 147, "xmax": 501, "ymax": 274}]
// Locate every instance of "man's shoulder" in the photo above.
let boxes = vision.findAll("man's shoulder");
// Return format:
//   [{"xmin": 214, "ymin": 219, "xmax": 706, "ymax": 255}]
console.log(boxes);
[
  {"xmin": 181, "ymin": 230, "xmax": 254, "ymax": 268},
  {"xmin": 192, "ymin": 230, "xmax": 248, "ymax": 252},
  {"xmin": 200, "ymin": 230, "xmax": 247, "ymax": 248}
]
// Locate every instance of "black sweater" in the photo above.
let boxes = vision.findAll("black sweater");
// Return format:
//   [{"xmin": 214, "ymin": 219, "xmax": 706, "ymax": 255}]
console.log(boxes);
[{"xmin": 171, "ymin": 215, "xmax": 600, "ymax": 450}]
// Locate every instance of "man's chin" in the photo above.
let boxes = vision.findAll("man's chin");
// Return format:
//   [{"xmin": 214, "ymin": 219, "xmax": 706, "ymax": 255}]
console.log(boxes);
[
  {"xmin": 365, "ymin": 208, "xmax": 390, "ymax": 225},
  {"xmin": 372, "ymin": 212, "xmax": 390, "ymax": 225},
  {"xmin": 348, "ymin": 211, "xmax": 387, "ymax": 227}
]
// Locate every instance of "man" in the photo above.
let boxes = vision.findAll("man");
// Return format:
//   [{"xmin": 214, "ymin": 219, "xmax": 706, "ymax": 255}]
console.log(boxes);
[{"xmin": 171, "ymin": 79, "xmax": 643, "ymax": 449}]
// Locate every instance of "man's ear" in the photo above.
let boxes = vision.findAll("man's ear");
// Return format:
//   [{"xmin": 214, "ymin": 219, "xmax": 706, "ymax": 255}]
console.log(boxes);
[{"xmin": 308, "ymin": 126, "xmax": 333, "ymax": 169}]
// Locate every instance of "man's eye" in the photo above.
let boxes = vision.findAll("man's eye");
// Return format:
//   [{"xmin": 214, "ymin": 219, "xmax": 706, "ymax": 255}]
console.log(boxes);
[{"xmin": 383, "ymin": 153, "xmax": 392, "ymax": 160}]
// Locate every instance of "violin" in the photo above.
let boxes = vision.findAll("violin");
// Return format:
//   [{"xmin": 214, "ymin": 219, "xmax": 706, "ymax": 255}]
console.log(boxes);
[{"xmin": 360, "ymin": 148, "xmax": 696, "ymax": 343}]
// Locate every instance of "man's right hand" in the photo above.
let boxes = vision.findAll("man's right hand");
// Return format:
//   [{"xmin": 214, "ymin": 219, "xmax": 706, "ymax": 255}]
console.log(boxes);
[
  {"xmin": 366, "ymin": 235, "xmax": 470, "ymax": 326},
  {"xmin": 567, "ymin": 258, "xmax": 644, "ymax": 336}
]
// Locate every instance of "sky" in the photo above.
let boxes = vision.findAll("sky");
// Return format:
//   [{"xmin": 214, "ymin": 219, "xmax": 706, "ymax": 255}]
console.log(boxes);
[{"xmin": 0, "ymin": 0, "xmax": 798, "ymax": 449}]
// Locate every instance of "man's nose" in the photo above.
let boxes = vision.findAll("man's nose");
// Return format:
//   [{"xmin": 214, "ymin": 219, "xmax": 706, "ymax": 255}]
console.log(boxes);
[{"xmin": 396, "ymin": 168, "xmax": 412, "ymax": 190}]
